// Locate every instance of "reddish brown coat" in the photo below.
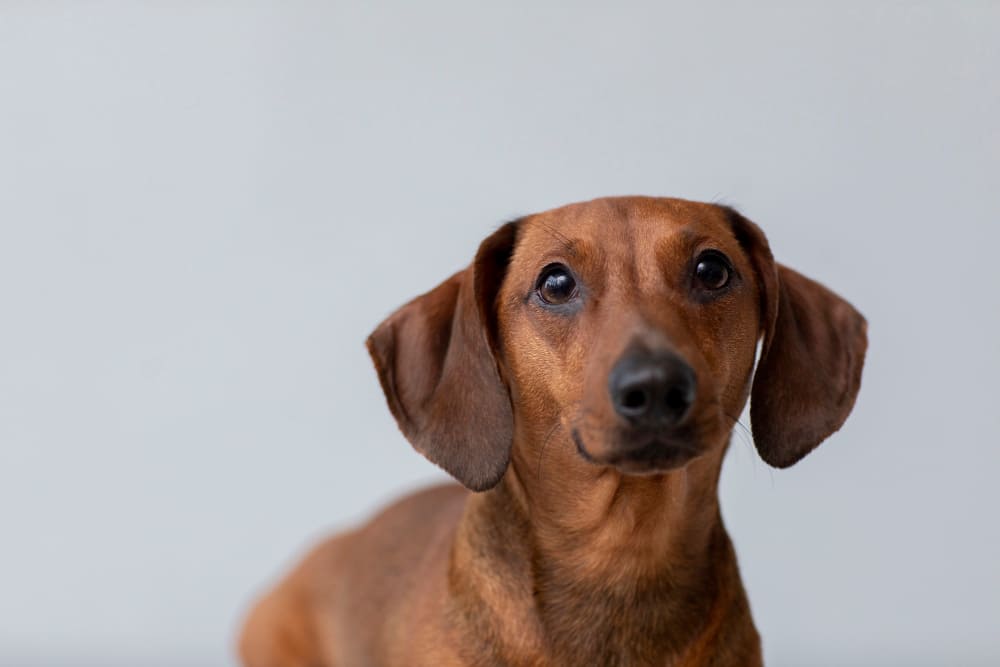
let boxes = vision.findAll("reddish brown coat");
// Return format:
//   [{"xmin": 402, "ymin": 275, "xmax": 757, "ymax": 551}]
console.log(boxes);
[{"xmin": 238, "ymin": 196, "xmax": 867, "ymax": 667}]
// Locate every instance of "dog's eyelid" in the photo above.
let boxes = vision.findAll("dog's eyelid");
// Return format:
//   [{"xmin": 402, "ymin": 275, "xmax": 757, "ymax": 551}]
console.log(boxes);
[
  {"xmin": 688, "ymin": 247, "xmax": 742, "ymax": 297},
  {"xmin": 695, "ymin": 248, "xmax": 741, "ymax": 279},
  {"xmin": 695, "ymin": 247, "xmax": 733, "ymax": 265},
  {"xmin": 536, "ymin": 260, "xmax": 573, "ymax": 280},
  {"xmin": 531, "ymin": 259, "xmax": 579, "ymax": 285},
  {"xmin": 525, "ymin": 261, "xmax": 585, "ymax": 311},
  {"xmin": 536, "ymin": 256, "xmax": 575, "ymax": 272}
]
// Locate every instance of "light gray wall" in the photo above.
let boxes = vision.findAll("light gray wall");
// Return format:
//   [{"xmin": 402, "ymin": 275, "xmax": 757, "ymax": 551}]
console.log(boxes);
[{"xmin": 1, "ymin": 3, "xmax": 997, "ymax": 666}]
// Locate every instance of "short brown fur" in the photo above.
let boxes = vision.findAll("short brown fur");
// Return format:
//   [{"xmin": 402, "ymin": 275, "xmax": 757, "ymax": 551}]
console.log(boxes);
[{"xmin": 239, "ymin": 196, "xmax": 867, "ymax": 666}]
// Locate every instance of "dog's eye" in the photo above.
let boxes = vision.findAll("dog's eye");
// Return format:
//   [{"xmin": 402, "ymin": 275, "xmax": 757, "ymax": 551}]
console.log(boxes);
[
  {"xmin": 693, "ymin": 252, "xmax": 731, "ymax": 290},
  {"xmin": 536, "ymin": 264, "xmax": 578, "ymax": 305}
]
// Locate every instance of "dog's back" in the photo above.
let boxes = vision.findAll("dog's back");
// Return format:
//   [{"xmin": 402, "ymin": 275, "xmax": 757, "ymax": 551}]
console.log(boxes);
[{"xmin": 240, "ymin": 484, "xmax": 467, "ymax": 667}]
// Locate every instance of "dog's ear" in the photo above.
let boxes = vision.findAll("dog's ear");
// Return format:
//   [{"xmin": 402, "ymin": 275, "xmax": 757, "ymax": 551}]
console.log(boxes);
[
  {"xmin": 727, "ymin": 209, "xmax": 868, "ymax": 468},
  {"xmin": 366, "ymin": 221, "xmax": 520, "ymax": 491}
]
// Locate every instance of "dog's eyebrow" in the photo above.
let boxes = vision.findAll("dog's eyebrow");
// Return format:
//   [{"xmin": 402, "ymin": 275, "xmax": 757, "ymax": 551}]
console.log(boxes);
[
  {"xmin": 536, "ymin": 221, "xmax": 581, "ymax": 256},
  {"xmin": 654, "ymin": 226, "xmax": 708, "ymax": 256}
]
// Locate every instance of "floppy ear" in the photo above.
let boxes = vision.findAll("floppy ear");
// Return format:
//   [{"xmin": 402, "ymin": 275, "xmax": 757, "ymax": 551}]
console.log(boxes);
[
  {"xmin": 728, "ymin": 210, "xmax": 868, "ymax": 468},
  {"xmin": 366, "ymin": 221, "xmax": 520, "ymax": 491}
]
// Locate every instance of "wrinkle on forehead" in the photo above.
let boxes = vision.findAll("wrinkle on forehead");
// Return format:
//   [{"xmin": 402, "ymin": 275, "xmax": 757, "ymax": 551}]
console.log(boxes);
[{"xmin": 527, "ymin": 196, "xmax": 735, "ymax": 245}]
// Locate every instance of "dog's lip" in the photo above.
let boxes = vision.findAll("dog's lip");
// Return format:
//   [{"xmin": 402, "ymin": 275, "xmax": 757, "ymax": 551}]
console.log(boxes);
[
  {"xmin": 572, "ymin": 428, "xmax": 702, "ymax": 471},
  {"xmin": 572, "ymin": 428, "xmax": 597, "ymax": 463}
]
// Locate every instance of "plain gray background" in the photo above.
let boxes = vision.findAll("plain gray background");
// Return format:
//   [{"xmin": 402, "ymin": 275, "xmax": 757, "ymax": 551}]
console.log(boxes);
[{"xmin": 1, "ymin": 2, "xmax": 998, "ymax": 666}]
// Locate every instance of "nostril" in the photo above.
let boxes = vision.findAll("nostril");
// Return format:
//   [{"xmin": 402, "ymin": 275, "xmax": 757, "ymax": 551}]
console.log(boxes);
[
  {"xmin": 664, "ymin": 386, "xmax": 691, "ymax": 414},
  {"xmin": 621, "ymin": 388, "xmax": 647, "ymax": 412},
  {"xmin": 609, "ymin": 348, "xmax": 697, "ymax": 425}
]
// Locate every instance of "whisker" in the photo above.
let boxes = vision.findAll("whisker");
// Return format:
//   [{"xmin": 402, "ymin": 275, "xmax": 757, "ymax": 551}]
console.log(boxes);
[
  {"xmin": 718, "ymin": 407, "xmax": 775, "ymax": 485},
  {"xmin": 536, "ymin": 221, "xmax": 575, "ymax": 255},
  {"xmin": 719, "ymin": 409, "xmax": 754, "ymax": 454},
  {"xmin": 535, "ymin": 403, "xmax": 587, "ymax": 479},
  {"xmin": 535, "ymin": 419, "xmax": 565, "ymax": 480}
]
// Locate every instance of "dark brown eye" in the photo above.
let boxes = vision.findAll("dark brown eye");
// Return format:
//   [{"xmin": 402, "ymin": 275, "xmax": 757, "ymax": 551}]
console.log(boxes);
[
  {"xmin": 536, "ymin": 264, "xmax": 578, "ymax": 305},
  {"xmin": 694, "ymin": 252, "xmax": 732, "ymax": 290}
]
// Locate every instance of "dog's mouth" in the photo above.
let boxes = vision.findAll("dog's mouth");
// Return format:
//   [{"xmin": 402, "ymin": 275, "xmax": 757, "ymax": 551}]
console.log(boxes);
[{"xmin": 572, "ymin": 428, "xmax": 703, "ymax": 474}]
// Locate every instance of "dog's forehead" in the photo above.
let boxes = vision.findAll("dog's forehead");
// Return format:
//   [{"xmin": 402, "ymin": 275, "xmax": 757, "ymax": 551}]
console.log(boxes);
[{"xmin": 514, "ymin": 197, "xmax": 736, "ymax": 263}]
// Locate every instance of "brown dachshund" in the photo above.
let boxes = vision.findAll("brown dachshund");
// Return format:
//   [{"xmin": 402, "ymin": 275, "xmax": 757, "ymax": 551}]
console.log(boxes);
[{"xmin": 238, "ymin": 196, "xmax": 867, "ymax": 666}]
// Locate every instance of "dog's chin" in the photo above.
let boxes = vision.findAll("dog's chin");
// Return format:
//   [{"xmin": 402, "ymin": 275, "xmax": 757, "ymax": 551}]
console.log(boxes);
[{"xmin": 572, "ymin": 429, "xmax": 704, "ymax": 475}]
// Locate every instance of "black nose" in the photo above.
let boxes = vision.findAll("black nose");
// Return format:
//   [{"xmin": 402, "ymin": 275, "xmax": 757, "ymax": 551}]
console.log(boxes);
[{"xmin": 608, "ymin": 349, "xmax": 697, "ymax": 427}]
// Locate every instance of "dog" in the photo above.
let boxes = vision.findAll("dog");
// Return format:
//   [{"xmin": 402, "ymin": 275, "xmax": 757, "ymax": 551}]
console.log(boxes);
[{"xmin": 238, "ymin": 196, "xmax": 867, "ymax": 666}]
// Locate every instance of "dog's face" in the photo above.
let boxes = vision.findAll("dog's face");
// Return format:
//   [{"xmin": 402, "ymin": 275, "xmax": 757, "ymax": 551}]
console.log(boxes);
[
  {"xmin": 497, "ymin": 198, "xmax": 760, "ymax": 475},
  {"xmin": 368, "ymin": 197, "xmax": 867, "ymax": 491}
]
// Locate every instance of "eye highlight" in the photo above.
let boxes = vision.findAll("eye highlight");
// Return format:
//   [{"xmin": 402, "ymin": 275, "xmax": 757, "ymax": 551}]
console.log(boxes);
[
  {"xmin": 693, "ymin": 251, "xmax": 733, "ymax": 291},
  {"xmin": 535, "ymin": 263, "xmax": 578, "ymax": 305}
]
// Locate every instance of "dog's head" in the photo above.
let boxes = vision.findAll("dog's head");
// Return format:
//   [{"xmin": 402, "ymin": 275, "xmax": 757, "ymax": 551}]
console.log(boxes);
[{"xmin": 367, "ymin": 197, "xmax": 867, "ymax": 491}]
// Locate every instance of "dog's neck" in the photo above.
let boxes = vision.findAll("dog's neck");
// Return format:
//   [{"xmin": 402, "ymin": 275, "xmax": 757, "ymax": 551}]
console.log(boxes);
[
  {"xmin": 449, "ymin": 434, "xmax": 758, "ymax": 666},
  {"xmin": 507, "ymin": 439, "xmax": 725, "ymax": 578}
]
